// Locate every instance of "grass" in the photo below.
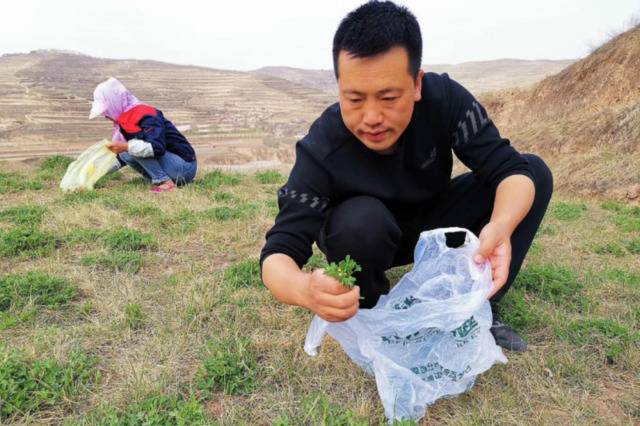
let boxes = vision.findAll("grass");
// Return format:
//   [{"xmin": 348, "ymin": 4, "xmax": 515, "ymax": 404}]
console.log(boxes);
[
  {"xmin": 0, "ymin": 272, "xmax": 76, "ymax": 311},
  {"xmin": 70, "ymin": 394, "xmax": 208, "ymax": 425},
  {"xmin": 0, "ymin": 172, "xmax": 44, "ymax": 194},
  {"xmin": 0, "ymin": 345, "xmax": 99, "ymax": 421},
  {"xmin": 0, "ymin": 226, "xmax": 59, "ymax": 258},
  {"xmin": 256, "ymin": 170, "xmax": 285, "ymax": 185},
  {"xmin": 81, "ymin": 251, "xmax": 144, "ymax": 273},
  {"xmin": 0, "ymin": 205, "xmax": 47, "ymax": 226},
  {"xmin": 0, "ymin": 158, "xmax": 638, "ymax": 424},
  {"xmin": 195, "ymin": 335, "xmax": 257, "ymax": 396},
  {"xmin": 102, "ymin": 228, "xmax": 156, "ymax": 251},
  {"xmin": 222, "ymin": 259, "xmax": 262, "ymax": 289},
  {"xmin": 123, "ymin": 303, "xmax": 146, "ymax": 330}
]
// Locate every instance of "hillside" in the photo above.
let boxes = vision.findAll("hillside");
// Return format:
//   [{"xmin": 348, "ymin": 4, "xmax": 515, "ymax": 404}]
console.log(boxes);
[
  {"xmin": 253, "ymin": 59, "xmax": 574, "ymax": 95},
  {"xmin": 0, "ymin": 51, "xmax": 334, "ymax": 164},
  {"xmin": 483, "ymin": 25, "xmax": 640, "ymax": 200}
]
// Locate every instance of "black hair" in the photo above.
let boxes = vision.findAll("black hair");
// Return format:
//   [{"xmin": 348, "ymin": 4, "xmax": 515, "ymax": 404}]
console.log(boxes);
[{"xmin": 332, "ymin": 1, "xmax": 422, "ymax": 79}]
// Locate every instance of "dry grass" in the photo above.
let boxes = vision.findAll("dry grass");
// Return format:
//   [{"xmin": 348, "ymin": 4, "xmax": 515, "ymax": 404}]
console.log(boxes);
[{"xmin": 0, "ymin": 161, "xmax": 638, "ymax": 425}]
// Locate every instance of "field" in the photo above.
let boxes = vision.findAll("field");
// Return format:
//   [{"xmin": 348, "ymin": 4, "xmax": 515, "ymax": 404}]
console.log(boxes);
[{"xmin": 0, "ymin": 158, "xmax": 638, "ymax": 425}]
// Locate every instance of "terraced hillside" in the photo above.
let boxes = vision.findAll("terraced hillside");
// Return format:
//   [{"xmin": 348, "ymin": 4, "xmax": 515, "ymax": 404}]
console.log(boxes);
[{"xmin": 0, "ymin": 51, "xmax": 334, "ymax": 164}]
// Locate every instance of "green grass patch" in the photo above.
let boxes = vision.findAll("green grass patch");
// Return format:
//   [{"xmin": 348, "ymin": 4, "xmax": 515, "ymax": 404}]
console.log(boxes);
[
  {"xmin": 625, "ymin": 238, "xmax": 640, "ymax": 254},
  {"xmin": 71, "ymin": 393, "xmax": 208, "ymax": 426},
  {"xmin": 274, "ymin": 392, "xmax": 369, "ymax": 426},
  {"xmin": 39, "ymin": 155, "xmax": 73, "ymax": 172},
  {"xmin": 61, "ymin": 190, "xmax": 101, "ymax": 205},
  {"xmin": 122, "ymin": 203, "xmax": 162, "ymax": 218},
  {"xmin": 223, "ymin": 259, "xmax": 262, "ymax": 289},
  {"xmin": 124, "ymin": 303, "xmax": 146, "ymax": 330},
  {"xmin": 0, "ymin": 308, "xmax": 37, "ymax": 330},
  {"xmin": 601, "ymin": 200, "xmax": 624, "ymax": 212},
  {"xmin": 514, "ymin": 264, "xmax": 586, "ymax": 308},
  {"xmin": 556, "ymin": 318, "xmax": 639, "ymax": 362},
  {"xmin": 0, "ymin": 226, "xmax": 59, "ymax": 258},
  {"xmin": 196, "ymin": 336, "xmax": 257, "ymax": 396},
  {"xmin": 99, "ymin": 192, "xmax": 127, "ymax": 210},
  {"xmin": 213, "ymin": 191, "xmax": 236, "ymax": 202},
  {"xmin": 255, "ymin": 170, "xmax": 285, "ymax": 185},
  {"xmin": 81, "ymin": 251, "xmax": 144, "ymax": 273},
  {"xmin": 0, "ymin": 172, "xmax": 44, "ymax": 194},
  {"xmin": 202, "ymin": 204, "xmax": 256, "ymax": 222},
  {"xmin": 0, "ymin": 205, "xmax": 47, "ymax": 226},
  {"xmin": 495, "ymin": 288, "xmax": 542, "ymax": 332},
  {"xmin": 0, "ymin": 272, "xmax": 76, "ymax": 311},
  {"xmin": 94, "ymin": 171, "xmax": 123, "ymax": 189},
  {"xmin": 196, "ymin": 169, "xmax": 242, "ymax": 191},
  {"xmin": 103, "ymin": 228, "xmax": 156, "ymax": 251},
  {"xmin": 549, "ymin": 201, "xmax": 587, "ymax": 221},
  {"xmin": 0, "ymin": 345, "xmax": 99, "ymax": 420},
  {"xmin": 592, "ymin": 242, "xmax": 626, "ymax": 257},
  {"xmin": 64, "ymin": 228, "xmax": 104, "ymax": 245},
  {"xmin": 602, "ymin": 268, "xmax": 640, "ymax": 288}
]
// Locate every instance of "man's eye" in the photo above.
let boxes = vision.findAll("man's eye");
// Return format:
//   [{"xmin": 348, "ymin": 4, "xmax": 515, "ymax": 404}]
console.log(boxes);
[
  {"xmin": 382, "ymin": 97, "xmax": 398, "ymax": 102},
  {"xmin": 349, "ymin": 98, "xmax": 363, "ymax": 103}
]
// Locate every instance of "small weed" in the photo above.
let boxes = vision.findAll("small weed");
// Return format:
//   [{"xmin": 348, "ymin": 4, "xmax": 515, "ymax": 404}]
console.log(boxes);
[
  {"xmin": 0, "ymin": 272, "xmax": 76, "ymax": 311},
  {"xmin": 61, "ymin": 190, "xmax": 101, "ymax": 205},
  {"xmin": 256, "ymin": 170, "xmax": 285, "ymax": 185},
  {"xmin": 299, "ymin": 392, "xmax": 369, "ymax": 426},
  {"xmin": 549, "ymin": 201, "xmax": 587, "ymax": 221},
  {"xmin": 124, "ymin": 303, "xmax": 146, "ymax": 330},
  {"xmin": 592, "ymin": 242, "xmax": 626, "ymax": 257},
  {"xmin": 81, "ymin": 251, "xmax": 144, "ymax": 273},
  {"xmin": 0, "ymin": 226, "xmax": 59, "ymax": 258},
  {"xmin": 122, "ymin": 203, "xmax": 162, "ymax": 218},
  {"xmin": 495, "ymin": 288, "xmax": 542, "ymax": 332},
  {"xmin": 94, "ymin": 171, "xmax": 123, "ymax": 189},
  {"xmin": 39, "ymin": 155, "xmax": 73, "ymax": 172},
  {"xmin": 196, "ymin": 336, "xmax": 257, "ymax": 396},
  {"xmin": 71, "ymin": 394, "xmax": 207, "ymax": 426},
  {"xmin": 625, "ymin": 238, "xmax": 640, "ymax": 254},
  {"xmin": 0, "ymin": 345, "xmax": 99, "ymax": 420},
  {"xmin": 324, "ymin": 255, "xmax": 362, "ymax": 288},
  {"xmin": 213, "ymin": 191, "xmax": 236, "ymax": 202},
  {"xmin": 223, "ymin": 259, "xmax": 262, "ymax": 289},
  {"xmin": 196, "ymin": 169, "xmax": 241, "ymax": 191},
  {"xmin": 601, "ymin": 268, "xmax": 640, "ymax": 288},
  {"xmin": 514, "ymin": 264, "xmax": 585, "ymax": 307},
  {"xmin": 103, "ymin": 228, "xmax": 156, "ymax": 251},
  {"xmin": 601, "ymin": 200, "xmax": 624, "ymax": 212},
  {"xmin": 0, "ymin": 205, "xmax": 47, "ymax": 226},
  {"xmin": 304, "ymin": 252, "xmax": 328, "ymax": 270},
  {"xmin": 614, "ymin": 215, "xmax": 640, "ymax": 232},
  {"xmin": 0, "ymin": 172, "xmax": 44, "ymax": 194}
]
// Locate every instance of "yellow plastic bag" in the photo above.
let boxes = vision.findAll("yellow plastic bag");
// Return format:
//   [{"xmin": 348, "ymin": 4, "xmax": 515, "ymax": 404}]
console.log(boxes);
[{"xmin": 60, "ymin": 140, "xmax": 119, "ymax": 192}]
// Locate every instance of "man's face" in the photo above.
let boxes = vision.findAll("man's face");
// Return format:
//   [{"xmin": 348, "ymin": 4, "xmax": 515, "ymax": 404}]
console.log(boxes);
[{"xmin": 337, "ymin": 46, "xmax": 424, "ymax": 154}]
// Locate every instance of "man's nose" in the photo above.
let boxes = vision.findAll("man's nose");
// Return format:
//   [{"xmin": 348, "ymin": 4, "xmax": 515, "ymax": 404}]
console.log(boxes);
[{"xmin": 362, "ymin": 105, "xmax": 383, "ymax": 128}]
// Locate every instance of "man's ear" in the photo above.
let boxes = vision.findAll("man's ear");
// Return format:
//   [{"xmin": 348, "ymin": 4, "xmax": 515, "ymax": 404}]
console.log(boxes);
[{"xmin": 414, "ymin": 69, "xmax": 425, "ymax": 102}]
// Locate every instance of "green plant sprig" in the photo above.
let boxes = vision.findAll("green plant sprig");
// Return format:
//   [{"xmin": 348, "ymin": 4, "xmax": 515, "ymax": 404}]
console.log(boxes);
[{"xmin": 324, "ymin": 255, "xmax": 362, "ymax": 288}]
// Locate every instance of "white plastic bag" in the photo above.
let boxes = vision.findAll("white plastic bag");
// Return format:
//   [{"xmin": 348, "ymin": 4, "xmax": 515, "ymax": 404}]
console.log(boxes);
[
  {"xmin": 304, "ymin": 227, "xmax": 507, "ymax": 422},
  {"xmin": 60, "ymin": 139, "xmax": 119, "ymax": 192}
]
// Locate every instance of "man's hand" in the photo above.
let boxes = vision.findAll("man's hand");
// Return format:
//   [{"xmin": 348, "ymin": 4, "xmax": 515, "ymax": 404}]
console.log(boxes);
[
  {"xmin": 302, "ymin": 269, "xmax": 360, "ymax": 322},
  {"xmin": 474, "ymin": 220, "xmax": 512, "ymax": 299},
  {"xmin": 107, "ymin": 141, "xmax": 128, "ymax": 154}
]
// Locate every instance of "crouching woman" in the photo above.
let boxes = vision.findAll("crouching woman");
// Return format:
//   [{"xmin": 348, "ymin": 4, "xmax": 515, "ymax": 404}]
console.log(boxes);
[{"xmin": 89, "ymin": 77, "xmax": 197, "ymax": 192}]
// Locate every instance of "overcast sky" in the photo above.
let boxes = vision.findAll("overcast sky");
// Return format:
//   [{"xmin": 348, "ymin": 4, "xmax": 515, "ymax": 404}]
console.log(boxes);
[{"xmin": 3, "ymin": 0, "xmax": 639, "ymax": 70}]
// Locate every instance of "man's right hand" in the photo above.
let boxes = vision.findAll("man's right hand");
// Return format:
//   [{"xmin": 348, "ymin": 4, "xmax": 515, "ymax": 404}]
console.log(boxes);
[{"xmin": 303, "ymin": 269, "xmax": 361, "ymax": 322}]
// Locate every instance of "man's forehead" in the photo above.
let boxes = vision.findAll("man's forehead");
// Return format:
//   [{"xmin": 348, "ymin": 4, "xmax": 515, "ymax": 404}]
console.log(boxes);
[{"xmin": 337, "ymin": 47, "xmax": 414, "ymax": 91}]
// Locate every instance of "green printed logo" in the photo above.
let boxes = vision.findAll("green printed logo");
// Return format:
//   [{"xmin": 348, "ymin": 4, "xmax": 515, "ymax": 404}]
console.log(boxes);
[
  {"xmin": 392, "ymin": 295, "xmax": 420, "ymax": 310},
  {"xmin": 381, "ymin": 327, "xmax": 442, "ymax": 346},
  {"xmin": 410, "ymin": 362, "xmax": 472, "ymax": 382},
  {"xmin": 451, "ymin": 316, "xmax": 480, "ymax": 347}
]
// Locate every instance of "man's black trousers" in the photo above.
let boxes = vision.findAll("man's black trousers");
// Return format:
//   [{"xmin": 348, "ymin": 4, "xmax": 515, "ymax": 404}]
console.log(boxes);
[{"xmin": 317, "ymin": 154, "xmax": 553, "ymax": 308}]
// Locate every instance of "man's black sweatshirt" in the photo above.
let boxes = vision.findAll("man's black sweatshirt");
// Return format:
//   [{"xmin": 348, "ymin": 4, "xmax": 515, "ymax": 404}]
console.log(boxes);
[{"xmin": 260, "ymin": 72, "xmax": 534, "ymax": 269}]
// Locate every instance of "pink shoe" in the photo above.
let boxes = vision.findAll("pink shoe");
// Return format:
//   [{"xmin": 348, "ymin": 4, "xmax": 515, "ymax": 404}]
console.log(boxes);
[{"xmin": 150, "ymin": 180, "xmax": 176, "ymax": 193}]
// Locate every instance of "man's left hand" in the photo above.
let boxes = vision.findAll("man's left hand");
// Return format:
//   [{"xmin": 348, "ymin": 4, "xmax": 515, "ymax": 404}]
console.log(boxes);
[
  {"xmin": 474, "ymin": 220, "xmax": 512, "ymax": 299},
  {"xmin": 107, "ymin": 141, "xmax": 128, "ymax": 154}
]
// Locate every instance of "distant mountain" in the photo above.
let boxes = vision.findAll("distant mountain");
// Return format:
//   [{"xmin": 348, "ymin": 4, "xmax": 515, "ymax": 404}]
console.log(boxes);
[{"xmin": 252, "ymin": 59, "xmax": 575, "ymax": 95}]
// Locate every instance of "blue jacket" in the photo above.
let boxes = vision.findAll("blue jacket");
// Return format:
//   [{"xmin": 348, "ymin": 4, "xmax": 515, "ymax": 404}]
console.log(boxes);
[{"xmin": 117, "ymin": 104, "xmax": 196, "ymax": 162}]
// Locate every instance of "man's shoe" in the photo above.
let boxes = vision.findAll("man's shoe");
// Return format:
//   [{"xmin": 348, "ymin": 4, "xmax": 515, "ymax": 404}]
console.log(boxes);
[{"xmin": 490, "ymin": 320, "xmax": 528, "ymax": 352}]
